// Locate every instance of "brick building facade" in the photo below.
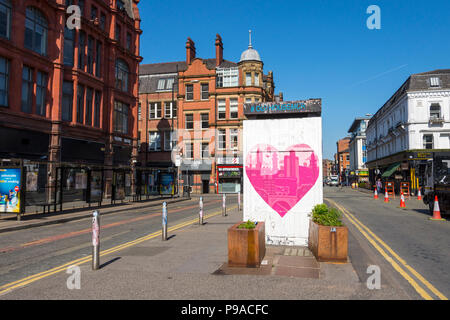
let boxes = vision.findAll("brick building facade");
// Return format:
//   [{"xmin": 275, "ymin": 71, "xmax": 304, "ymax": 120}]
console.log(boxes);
[
  {"xmin": 0, "ymin": 0, "xmax": 141, "ymax": 212},
  {"xmin": 139, "ymin": 33, "xmax": 278, "ymax": 194},
  {"xmin": 336, "ymin": 137, "xmax": 350, "ymax": 183}
]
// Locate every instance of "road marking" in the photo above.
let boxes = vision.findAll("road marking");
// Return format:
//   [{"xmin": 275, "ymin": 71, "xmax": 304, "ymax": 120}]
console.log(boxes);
[
  {"xmin": 0, "ymin": 205, "xmax": 237, "ymax": 296},
  {"xmin": 0, "ymin": 199, "xmax": 222, "ymax": 254},
  {"xmin": 326, "ymin": 197, "xmax": 447, "ymax": 300}
]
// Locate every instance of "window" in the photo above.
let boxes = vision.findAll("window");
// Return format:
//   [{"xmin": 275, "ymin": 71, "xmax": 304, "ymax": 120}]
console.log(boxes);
[
  {"xmin": 185, "ymin": 114, "xmax": 193, "ymax": 130},
  {"xmin": 0, "ymin": 56, "xmax": 9, "ymax": 107},
  {"xmin": 94, "ymin": 90, "xmax": 101, "ymax": 127},
  {"xmin": 230, "ymin": 129, "xmax": 238, "ymax": 149},
  {"xmin": 76, "ymin": 84, "xmax": 84, "ymax": 123},
  {"xmin": 423, "ymin": 134, "xmax": 433, "ymax": 149},
  {"xmin": 91, "ymin": 5, "xmax": 97, "ymax": 20},
  {"xmin": 430, "ymin": 103, "xmax": 441, "ymax": 119},
  {"xmin": 166, "ymin": 78, "xmax": 175, "ymax": 90},
  {"xmin": 245, "ymin": 98, "xmax": 252, "ymax": 104},
  {"xmin": 149, "ymin": 102, "xmax": 161, "ymax": 119},
  {"xmin": 201, "ymin": 83, "xmax": 209, "ymax": 100},
  {"xmin": 0, "ymin": 0, "xmax": 12, "ymax": 39},
  {"xmin": 115, "ymin": 24, "xmax": 121, "ymax": 43},
  {"xmin": 149, "ymin": 131, "xmax": 161, "ymax": 151},
  {"xmin": 36, "ymin": 71, "xmax": 47, "ymax": 116},
  {"xmin": 100, "ymin": 13, "xmax": 106, "ymax": 30},
  {"xmin": 218, "ymin": 99, "xmax": 226, "ymax": 119},
  {"xmin": 78, "ymin": 0, "xmax": 85, "ymax": 15},
  {"xmin": 430, "ymin": 77, "xmax": 440, "ymax": 87},
  {"xmin": 117, "ymin": 0, "xmax": 125, "ymax": 10},
  {"xmin": 201, "ymin": 113, "xmax": 209, "ymax": 129},
  {"xmin": 126, "ymin": 32, "xmax": 132, "ymax": 51},
  {"xmin": 164, "ymin": 131, "xmax": 177, "ymax": 151},
  {"xmin": 95, "ymin": 41, "xmax": 102, "ymax": 77},
  {"xmin": 246, "ymin": 72, "xmax": 251, "ymax": 86},
  {"xmin": 24, "ymin": 7, "xmax": 48, "ymax": 56},
  {"xmin": 138, "ymin": 102, "xmax": 141, "ymax": 120},
  {"xmin": 186, "ymin": 84, "xmax": 193, "ymax": 100},
  {"xmin": 157, "ymin": 79, "xmax": 165, "ymax": 91},
  {"xmin": 114, "ymin": 101, "xmax": 129, "ymax": 134},
  {"xmin": 63, "ymin": 27, "xmax": 75, "ymax": 66},
  {"xmin": 201, "ymin": 142, "xmax": 209, "ymax": 158},
  {"xmin": 87, "ymin": 36, "xmax": 94, "ymax": 74},
  {"xmin": 62, "ymin": 81, "xmax": 73, "ymax": 121},
  {"xmin": 164, "ymin": 101, "xmax": 176, "ymax": 118},
  {"xmin": 185, "ymin": 142, "xmax": 193, "ymax": 158},
  {"xmin": 115, "ymin": 59, "xmax": 129, "ymax": 92},
  {"xmin": 254, "ymin": 73, "xmax": 259, "ymax": 86},
  {"xmin": 85, "ymin": 87, "xmax": 93, "ymax": 125},
  {"xmin": 230, "ymin": 98, "xmax": 238, "ymax": 119},
  {"xmin": 218, "ymin": 129, "xmax": 226, "ymax": 150},
  {"xmin": 216, "ymin": 67, "xmax": 238, "ymax": 87},
  {"xmin": 21, "ymin": 66, "xmax": 33, "ymax": 113},
  {"xmin": 78, "ymin": 31, "xmax": 86, "ymax": 70}
]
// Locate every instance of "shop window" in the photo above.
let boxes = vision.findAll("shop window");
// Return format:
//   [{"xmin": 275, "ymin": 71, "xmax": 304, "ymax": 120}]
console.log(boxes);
[{"xmin": 24, "ymin": 7, "xmax": 48, "ymax": 56}]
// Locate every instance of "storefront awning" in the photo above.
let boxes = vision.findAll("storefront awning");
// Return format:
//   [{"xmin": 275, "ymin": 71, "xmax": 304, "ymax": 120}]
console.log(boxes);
[{"xmin": 381, "ymin": 163, "xmax": 401, "ymax": 178}]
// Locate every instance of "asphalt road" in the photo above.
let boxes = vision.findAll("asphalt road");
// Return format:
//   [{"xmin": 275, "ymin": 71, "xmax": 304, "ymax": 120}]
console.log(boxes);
[
  {"xmin": 0, "ymin": 194, "xmax": 235, "ymax": 288},
  {"xmin": 324, "ymin": 186, "xmax": 450, "ymax": 300}
]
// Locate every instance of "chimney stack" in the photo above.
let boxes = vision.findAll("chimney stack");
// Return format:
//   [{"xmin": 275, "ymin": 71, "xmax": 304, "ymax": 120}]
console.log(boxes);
[
  {"xmin": 186, "ymin": 37, "xmax": 196, "ymax": 64},
  {"xmin": 215, "ymin": 34, "xmax": 223, "ymax": 66}
]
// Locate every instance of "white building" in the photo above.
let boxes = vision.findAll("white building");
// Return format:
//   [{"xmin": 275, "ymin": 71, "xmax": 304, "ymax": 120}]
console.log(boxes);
[
  {"xmin": 365, "ymin": 69, "xmax": 450, "ymax": 191},
  {"xmin": 347, "ymin": 117, "xmax": 370, "ymax": 182}
]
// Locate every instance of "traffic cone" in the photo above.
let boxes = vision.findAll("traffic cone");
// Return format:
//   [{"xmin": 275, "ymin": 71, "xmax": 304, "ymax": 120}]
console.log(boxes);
[
  {"xmin": 384, "ymin": 190, "xmax": 389, "ymax": 203},
  {"xmin": 430, "ymin": 195, "xmax": 445, "ymax": 221},
  {"xmin": 374, "ymin": 187, "xmax": 378, "ymax": 199},
  {"xmin": 400, "ymin": 192, "xmax": 406, "ymax": 208},
  {"xmin": 417, "ymin": 189, "xmax": 422, "ymax": 201}
]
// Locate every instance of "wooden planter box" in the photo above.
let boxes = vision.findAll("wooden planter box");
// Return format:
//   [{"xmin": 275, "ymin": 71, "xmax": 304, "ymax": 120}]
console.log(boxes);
[
  {"xmin": 228, "ymin": 221, "xmax": 265, "ymax": 267},
  {"xmin": 308, "ymin": 220, "xmax": 348, "ymax": 262}
]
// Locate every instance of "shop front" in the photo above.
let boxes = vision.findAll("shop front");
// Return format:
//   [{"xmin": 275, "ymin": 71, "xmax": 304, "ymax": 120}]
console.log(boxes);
[
  {"xmin": 180, "ymin": 160, "xmax": 212, "ymax": 194},
  {"xmin": 217, "ymin": 165, "xmax": 242, "ymax": 194}
]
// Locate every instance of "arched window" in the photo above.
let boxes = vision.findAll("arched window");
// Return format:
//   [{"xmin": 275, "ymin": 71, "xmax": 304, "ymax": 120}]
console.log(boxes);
[
  {"xmin": 0, "ymin": 0, "xmax": 12, "ymax": 39},
  {"xmin": 24, "ymin": 7, "xmax": 48, "ymax": 56},
  {"xmin": 115, "ymin": 59, "xmax": 129, "ymax": 92}
]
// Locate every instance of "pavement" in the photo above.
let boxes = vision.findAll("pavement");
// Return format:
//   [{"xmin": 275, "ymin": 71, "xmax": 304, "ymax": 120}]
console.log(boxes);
[
  {"xmin": 0, "ymin": 193, "xmax": 412, "ymax": 300},
  {"xmin": 0, "ymin": 196, "xmax": 190, "ymax": 234}
]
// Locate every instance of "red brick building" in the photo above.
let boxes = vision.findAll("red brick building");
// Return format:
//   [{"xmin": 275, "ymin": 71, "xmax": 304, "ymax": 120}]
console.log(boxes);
[
  {"xmin": 139, "ymin": 33, "xmax": 278, "ymax": 194},
  {"xmin": 336, "ymin": 137, "xmax": 350, "ymax": 183},
  {"xmin": 0, "ymin": 0, "xmax": 141, "ymax": 211}
]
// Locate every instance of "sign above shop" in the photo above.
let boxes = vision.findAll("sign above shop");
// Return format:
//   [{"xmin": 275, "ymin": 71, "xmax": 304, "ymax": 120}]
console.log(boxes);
[{"xmin": 244, "ymin": 99, "xmax": 321, "ymax": 116}]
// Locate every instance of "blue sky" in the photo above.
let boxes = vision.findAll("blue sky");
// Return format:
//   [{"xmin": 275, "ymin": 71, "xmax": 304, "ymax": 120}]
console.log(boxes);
[{"xmin": 138, "ymin": 0, "xmax": 450, "ymax": 159}]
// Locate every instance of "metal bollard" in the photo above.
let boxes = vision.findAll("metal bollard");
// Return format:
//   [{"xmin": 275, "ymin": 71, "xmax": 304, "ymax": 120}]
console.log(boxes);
[
  {"xmin": 92, "ymin": 210, "xmax": 100, "ymax": 270},
  {"xmin": 199, "ymin": 196, "xmax": 203, "ymax": 225},
  {"xmin": 162, "ymin": 202, "xmax": 168, "ymax": 241},
  {"xmin": 238, "ymin": 192, "xmax": 241, "ymax": 211},
  {"xmin": 222, "ymin": 193, "xmax": 227, "ymax": 216}
]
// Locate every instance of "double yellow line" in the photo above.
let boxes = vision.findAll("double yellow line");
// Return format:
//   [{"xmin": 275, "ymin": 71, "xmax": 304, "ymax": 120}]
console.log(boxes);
[
  {"xmin": 326, "ymin": 198, "xmax": 447, "ymax": 300},
  {"xmin": 0, "ymin": 206, "xmax": 236, "ymax": 296}
]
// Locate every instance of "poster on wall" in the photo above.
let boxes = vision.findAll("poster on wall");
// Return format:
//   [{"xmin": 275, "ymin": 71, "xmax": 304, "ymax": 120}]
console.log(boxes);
[
  {"xmin": 243, "ymin": 116, "xmax": 323, "ymax": 246},
  {"xmin": 159, "ymin": 173, "xmax": 175, "ymax": 195},
  {"xmin": 90, "ymin": 171, "xmax": 102, "ymax": 202},
  {"xmin": 75, "ymin": 172, "xmax": 87, "ymax": 190},
  {"xmin": 26, "ymin": 171, "xmax": 38, "ymax": 192},
  {"xmin": 0, "ymin": 168, "xmax": 22, "ymax": 213}
]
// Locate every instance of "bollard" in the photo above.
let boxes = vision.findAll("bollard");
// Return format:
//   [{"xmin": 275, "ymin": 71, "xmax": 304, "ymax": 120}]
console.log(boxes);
[
  {"xmin": 162, "ymin": 202, "xmax": 168, "ymax": 241},
  {"xmin": 199, "ymin": 196, "xmax": 203, "ymax": 225},
  {"xmin": 238, "ymin": 192, "xmax": 241, "ymax": 211},
  {"xmin": 92, "ymin": 210, "xmax": 100, "ymax": 270},
  {"xmin": 222, "ymin": 193, "xmax": 227, "ymax": 216}
]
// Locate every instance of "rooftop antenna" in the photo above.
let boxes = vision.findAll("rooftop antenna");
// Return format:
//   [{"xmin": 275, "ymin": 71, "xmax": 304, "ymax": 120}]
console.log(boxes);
[{"xmin": 248, "ymin": 30, "xmax": 252, "ymax": 48}]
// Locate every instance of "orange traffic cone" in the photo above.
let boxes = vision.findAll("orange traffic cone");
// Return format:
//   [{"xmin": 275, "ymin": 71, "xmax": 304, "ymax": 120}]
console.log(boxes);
[
  {"xmin": 384, "ymin": 190, "xmax": 389, "ymax": 203},
  {"xmin": 374, "ymin": 188, "xmax": 378, "ymax": 199},
  {"xmin": 400, "ymin": 192, "xmax": 406, "ymax": 208},
  {"xmin": 417, "ymin": 189, "xmax": 422, "ymax": 201},
  {"xmin": 430, "ymin": 195, "xmax": 445, "ymax": 221}
]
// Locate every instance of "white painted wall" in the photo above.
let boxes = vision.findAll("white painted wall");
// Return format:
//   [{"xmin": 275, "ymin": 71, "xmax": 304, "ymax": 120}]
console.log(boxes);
[{"xmin": 243, "ymin": 117, "xmax": 323, "ymax": 246}]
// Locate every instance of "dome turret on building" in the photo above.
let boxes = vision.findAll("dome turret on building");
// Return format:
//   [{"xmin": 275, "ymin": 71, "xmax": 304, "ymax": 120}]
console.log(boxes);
[{"xmin": 240, "ymin": 30, "xmax": 261, "ymax": 62}]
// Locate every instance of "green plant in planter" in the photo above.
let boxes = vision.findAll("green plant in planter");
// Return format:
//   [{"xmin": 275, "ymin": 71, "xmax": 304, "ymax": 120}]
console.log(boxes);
[
  {"xmin": 311, "ymin": 204, "xmax": 343, "ymax": 227},
  {"xmin": 238, "ymin": 220, "xmax": 256, "ymax": 229}
]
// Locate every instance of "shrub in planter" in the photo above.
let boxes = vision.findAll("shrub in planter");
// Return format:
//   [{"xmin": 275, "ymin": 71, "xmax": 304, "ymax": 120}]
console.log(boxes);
[{"xmin": 308, "ymin": 204, "xmax": 348, "ymax": 262}]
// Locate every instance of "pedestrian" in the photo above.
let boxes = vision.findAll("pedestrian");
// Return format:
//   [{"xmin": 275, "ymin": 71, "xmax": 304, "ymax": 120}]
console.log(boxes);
[{"xmin": 376, "ymin": 178, "xmax": 382, "ymax": 194}]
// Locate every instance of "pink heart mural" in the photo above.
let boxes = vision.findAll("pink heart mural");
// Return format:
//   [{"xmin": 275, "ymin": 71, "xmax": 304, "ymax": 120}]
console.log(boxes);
[{"xmin": 245, "ymin": 144, "xmax": 319, "ymax": 217}]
